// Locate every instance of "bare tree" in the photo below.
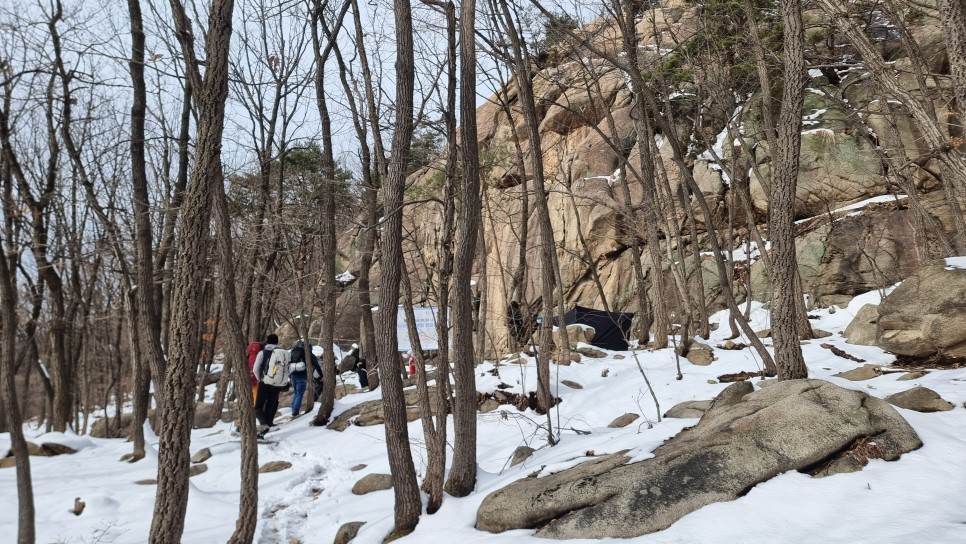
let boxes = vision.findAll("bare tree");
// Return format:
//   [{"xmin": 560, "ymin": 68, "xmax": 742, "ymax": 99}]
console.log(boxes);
[
  {"xmin": 445, "ymin": 0, "xmax": 486, "ymax": 497},
  {"xmin": 0, "ymin": 64, "xmax": 35, "ymax": 541},
  {"xmin": 376, "ymin": 0, "xmax": 423, "ymax": 537},
  {"xmin": 310, "ymin": 0, "xmax": 352, "ymax": 425},
  {"xmin": 767, "ymin": 0, "xmax": 808, "ymax": 379},
  {"xmin": 128, "ymin": 0, "xmax": 167, "ymax": 399},
  {"xmin": 150, "ymin": 0, "xmax": 236, "ymax": 539},
  {"xmin": 494, "ymin": 0, "xmax": 565, "ymax": 435}
]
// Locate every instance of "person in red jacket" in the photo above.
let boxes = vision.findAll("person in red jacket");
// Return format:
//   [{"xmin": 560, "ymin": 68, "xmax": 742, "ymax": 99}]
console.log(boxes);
[{"xmin": 246, "ymin": 340, "xmax": 265, "ymax": 405}]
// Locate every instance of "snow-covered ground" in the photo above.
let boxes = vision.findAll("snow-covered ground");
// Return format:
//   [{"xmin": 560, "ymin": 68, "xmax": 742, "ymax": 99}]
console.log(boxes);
[{"xmin": 2, "ymin": 288, "xmax": 966, "ymax": 544}]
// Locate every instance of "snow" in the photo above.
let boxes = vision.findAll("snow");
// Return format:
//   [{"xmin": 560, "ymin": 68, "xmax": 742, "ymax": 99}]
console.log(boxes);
[
  {"xmin": 336, "ymin": 271, "xmax": 356, "ymax": 283},
  {"xmin": 801, "ymin": 108, "xmax": 827, "ymax": 126},
  {"xmin": 795, "ymin": 194, "xmax": 908, "ymax": 224},
  {"xmin": 945, "ymin": 256, "xmax": 966, "ymax": 270},
  {"xmin": 3, "ymin": 289, "xmax": 966, "ymax": 543},
  {"xmin": 700, "ymin": 240, "xmax": 770, "ymax": 265}
]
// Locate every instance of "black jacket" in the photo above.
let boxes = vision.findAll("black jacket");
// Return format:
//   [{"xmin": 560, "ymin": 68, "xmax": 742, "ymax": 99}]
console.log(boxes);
[{"xmin": 290, "ymin": 342, "xmax": 322, "ymax": 378}]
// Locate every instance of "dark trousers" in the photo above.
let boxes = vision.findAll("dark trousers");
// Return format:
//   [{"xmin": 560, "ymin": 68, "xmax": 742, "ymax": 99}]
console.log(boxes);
[
  {"xmin": 312, "ymin": 377, "xmax": 323, "ymax": 401},
  {"xmin": 254, "ymin": 381, "xmax": 282, "ymax": 426}
]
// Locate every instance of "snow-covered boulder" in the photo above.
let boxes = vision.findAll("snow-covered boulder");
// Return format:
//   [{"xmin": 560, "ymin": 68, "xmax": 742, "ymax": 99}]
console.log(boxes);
[{"xmin": 476, "ymin": 379, "xmax": 921, "ymax": 539}]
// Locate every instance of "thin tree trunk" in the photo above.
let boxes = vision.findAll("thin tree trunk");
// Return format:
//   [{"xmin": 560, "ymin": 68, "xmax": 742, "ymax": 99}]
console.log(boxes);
[
  {"xmin": 212, "ymin": 166, "xmax": 259, "ymax": 544},
  {"xmin": 128, "ymin": 0, "xmax": 167, "ymax": 407},
  {"xmin": 447, "ymin": 0, "xmax": 484, "ymax": 496},
  {"xmin": 0, "ymin": 115, "xmax": 35, "ymax": 544},
  {"xmin": 769, "ymin": 0, "xmax": 808, "ymax": 379},
  {"xmin": 377, "ymin": 0, "xmax": 422, "ymax": 537},
  {"xmin": 348, "ymin": 0, "xmax": 384, "ymax": 391},
  {"xmin": 496, "ymin": 0, "xmax": 563, "ymax": 427},
  {"xmin": 310, "ymin": 0, "xmax": 351, "ymax": 425}
]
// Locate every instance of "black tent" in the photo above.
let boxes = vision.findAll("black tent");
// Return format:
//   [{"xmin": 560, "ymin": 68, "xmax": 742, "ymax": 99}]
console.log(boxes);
[{"xmin": 555, "ymin": 305, "xmax": 635, "ymax": 351}]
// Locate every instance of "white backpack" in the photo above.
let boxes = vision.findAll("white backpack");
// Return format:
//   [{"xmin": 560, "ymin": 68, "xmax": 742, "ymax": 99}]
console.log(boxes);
[{"xmin": 262, "ymin": 348, "xmax": 291, "ymax": 386}]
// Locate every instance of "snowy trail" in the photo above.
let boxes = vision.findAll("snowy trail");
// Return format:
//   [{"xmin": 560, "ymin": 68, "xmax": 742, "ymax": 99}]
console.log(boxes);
[{"xmin": 4, "ymin": 289, "xmax": 966, "ymax": 543}]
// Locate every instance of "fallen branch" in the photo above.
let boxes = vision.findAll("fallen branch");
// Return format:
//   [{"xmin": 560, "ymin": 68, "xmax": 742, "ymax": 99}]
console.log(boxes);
[
  {"xmin": 820, "ymin": 343, "xmax": 866, "ymax": 363},
  {"xmin": 716, "ymin": 370, "xmax": 772, "ymax": 383}
]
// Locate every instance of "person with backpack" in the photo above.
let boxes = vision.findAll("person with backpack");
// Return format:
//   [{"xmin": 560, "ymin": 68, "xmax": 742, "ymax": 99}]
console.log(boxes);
[
  {"xmin": 288, "ymin": 339, "xmax": 322, "ymax": 417},
  {"xmin": 252, "ymin": 334, "xmax": 290, "ymax": 434}
]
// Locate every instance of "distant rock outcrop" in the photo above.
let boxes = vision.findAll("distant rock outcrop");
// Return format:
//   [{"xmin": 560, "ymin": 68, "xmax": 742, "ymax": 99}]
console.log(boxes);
[
  {"xmin": 476, "ymin": 379, "xmax": 921, "ymax": 539},
  {"xmin": 326, "ymin": 0, "xmax": 957, "ymax": 358}
]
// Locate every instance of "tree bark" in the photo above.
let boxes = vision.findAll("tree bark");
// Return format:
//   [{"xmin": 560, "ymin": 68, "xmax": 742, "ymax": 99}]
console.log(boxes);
[
  {"xmin": 212, "ymin": 169, "xmax": 258, "ymax": 544},
  {"xmin": 150, "ymin": 0, "xmax": 235, "ymax": 540},
  {"xmin": 377, "ymin": 0, "xmax": 422, "ymax": 537},
  {"xmin": 769, "ymin": 0, "xmax": 808, "ymax": 379},
  {"xmin": 940, "ymin": 0, "xmax": 966, "ymax": 120},
  {"xmin": 310, "ymin": 0, "xmax": 352, "ymax": 425},
  {"xmin": 496, "ymin": 0, "xmax": 563, "ymax": 427},
  {"xmin": 0, "ymin": 95, "xmax": 36, "ymax": 542},
  {"xmin": 446, "ymin": 0, "xmax": 484, "ymax": 497},
  {"xmin": 128, "ymin": 0, "xmax": 167, "ymax": 408}
]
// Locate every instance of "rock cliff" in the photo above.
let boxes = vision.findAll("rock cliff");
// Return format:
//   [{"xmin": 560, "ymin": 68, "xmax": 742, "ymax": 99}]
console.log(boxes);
[{"xmin": 339, "ymin": 1, "xmax": 960, "ymax": 359}]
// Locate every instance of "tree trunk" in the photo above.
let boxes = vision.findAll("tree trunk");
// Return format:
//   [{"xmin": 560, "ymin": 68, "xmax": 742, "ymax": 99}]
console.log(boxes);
[
  {"xmin": 447, "ymin": 0, "xmax": 484, "ymax": 497},
  {"xmin": 348, "ymin": 0, "xmax": 383, "ymax": 392},
  {"xmin": 376, "ymin": 0, "xmax": 422, "ymax": 538},
  {"xmin": 496, "ymin": 0, "xmax": 562, "ymax": 427},
  {"xmin": 420, "ymin": 0, "xmax": 456, "ymax": 513},
  {"xmin": 769, "ymin": 0, "xmax": 808, "ymax": 379},
  {"xmin": 941, "ymin": 0, "xmax": 966, "ymax": 120},
  {"xmin": 150, "ymin": 0, "xmax": 235, "ymax": 540},
  {"xmin": 0, "ymin": 133, "xmax": 36, "ymax": 544},
  {"xmin": 211, "ymin": 167, "xmax": 258, "ymax": 544},
  {"xmin": 310, "ymin": 0, "xmax": 352, "ymax": 425},
  {"xmin": 128, "ymin": 0, "xmax": 167, "ymax": 407}
]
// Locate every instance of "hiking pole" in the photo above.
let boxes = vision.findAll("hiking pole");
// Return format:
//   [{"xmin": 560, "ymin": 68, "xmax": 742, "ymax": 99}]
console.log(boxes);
[{"xmin": 337, "ymin": 368, "xmax": 348, "ymax": 396}]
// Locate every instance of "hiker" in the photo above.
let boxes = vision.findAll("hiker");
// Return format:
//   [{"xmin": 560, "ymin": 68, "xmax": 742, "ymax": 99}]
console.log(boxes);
[
  {"xmin": 507, "ymin": 301, "xmax": 524, "ymax": 348},
  {"xmin": 356, "ymin": 354, "xmax": 369, "ymax": 389},
  {"xmin": 252, "ymin": 334, "xmax": 290, "ymax": 433},
  {"xmin": 343, "ymin": 343, "xmax": 369, "ymax": 389},
  {"xmin": 312, "ymin": 346, "xmax": 326, "ymax": 402},
  {"xmin": 246, "ymin": 340, "xmax": 264, "ymax": 405},
  {"xmin": 289, "ymin": 339, "xmax": 322, "ymax": 417}
]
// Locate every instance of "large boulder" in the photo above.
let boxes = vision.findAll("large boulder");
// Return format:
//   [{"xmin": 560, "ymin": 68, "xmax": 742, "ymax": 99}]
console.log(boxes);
[
  {"xmin": 885, "ymin": 386, "xmax": 955, "ymax": 412},
  {"xmin": 663, "ymin": 400, "xmax": 711, "ymax": 419},
  {"xmin": 90, "ymin": 412, "xmax": 156, "ymax": 438},
  {"xmin": 844, "ymin": 304, "xmax": 880, "ymax": 345},
  {"xmin": 750, "ymin": 193, "xmax": 954, "ymax": 308},
  {"xmin": 551, "ymin": 324, "xmax": 594, "ymax": 350},
  {"xmin": 877, "ymin": 261, "xmax": 966, "ymax": 359},
  {"xmin": 476, "ymin": 379, "xmax": 921, "ymax": 539},
  {"xmin": 352, "ymin": 473, "xmax": 393, "ymax": 495},
  {"xmin": 328, "ymin": 386, "xmax": 443, "ymax": 431},
  {"xmin": 333, "ymin": 521, "xmax": 366, "ymax": 544}
]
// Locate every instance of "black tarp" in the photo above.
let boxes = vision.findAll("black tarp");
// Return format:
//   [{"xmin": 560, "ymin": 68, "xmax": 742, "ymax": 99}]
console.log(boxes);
[{"xmin": 555, "ymin": 305, "xmax": 635, "ymax": 351}]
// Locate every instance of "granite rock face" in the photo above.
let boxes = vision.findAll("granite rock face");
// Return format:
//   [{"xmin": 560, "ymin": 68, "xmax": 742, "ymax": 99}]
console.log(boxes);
[{"xmin": 477, "ymin": 379, "xmax": 921, "ymax": 539}]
